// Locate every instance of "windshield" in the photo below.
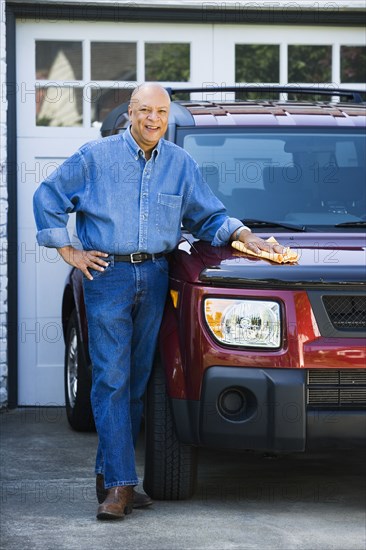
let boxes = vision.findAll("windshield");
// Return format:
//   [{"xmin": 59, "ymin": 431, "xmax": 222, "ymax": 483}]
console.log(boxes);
[{"xmin": 179, "ymin": 128, "xmax": 366, "ymax": 229}]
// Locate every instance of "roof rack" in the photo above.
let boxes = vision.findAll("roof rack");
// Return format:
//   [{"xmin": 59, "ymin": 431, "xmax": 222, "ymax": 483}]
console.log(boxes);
[{"xmin": 166, "ymin": 85, "xmax": 365, "ymax": 104}]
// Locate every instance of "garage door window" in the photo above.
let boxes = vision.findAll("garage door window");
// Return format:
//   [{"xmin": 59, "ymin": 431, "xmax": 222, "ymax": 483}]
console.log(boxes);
[
  {"xmin": 235, "ymin": 44, "xmax": 279, "ymax": 83},
  {"xmin": 91, "ymin": 42, "xmax": 137, "ymax": 81},
  {"xmin": 36, "ymin": 40, "xmax": 82, "ymax": 80},
  {"xmin": 35, "ymin": 39, "xmax": 138, "ymax": 127},
  {"xmin": 36, "ymin": 86, "xmax": 83, "ymax": 127},
  {"xmin": 288, "ymin": 45, "xmax": 332, "ymax": 82},
  {"xmin": 341, "ymin": 46, "xmax": 366, "ymax": 83},
  {"xmin": 145, "ymin": 43, "xmax": 190, "ymax": 82}
]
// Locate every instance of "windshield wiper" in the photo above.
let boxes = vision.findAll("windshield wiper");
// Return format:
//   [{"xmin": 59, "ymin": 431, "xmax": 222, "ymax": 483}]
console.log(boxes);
[
  {"xmin": 242, "ymin": 219, "xmax": 307, "ymax": 232},
  {"xmin": 335, "ymin": 221, "xmax": 366, "ymax": 228}
]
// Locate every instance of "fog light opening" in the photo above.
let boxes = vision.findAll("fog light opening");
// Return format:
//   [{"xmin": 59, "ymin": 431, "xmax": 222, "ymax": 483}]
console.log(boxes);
[{"xmin": 218, "ymin": 387, "xmax": 256, "ymax": 422}]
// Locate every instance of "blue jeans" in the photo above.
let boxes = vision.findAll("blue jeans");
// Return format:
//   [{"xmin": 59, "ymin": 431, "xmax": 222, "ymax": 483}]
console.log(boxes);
[{"xmin": 83, "ymin": 255, "xmax": 169, "ymax": 488}]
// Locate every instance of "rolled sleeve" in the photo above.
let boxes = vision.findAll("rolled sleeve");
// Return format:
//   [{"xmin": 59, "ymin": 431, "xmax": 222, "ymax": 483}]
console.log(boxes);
[
  {"xmin": 212, "ymin": 217, "xmax": 242, "ymax": 246},
  {"xmin": 36, "ymin": 227, "xmax": 72, "ymax": 249}
]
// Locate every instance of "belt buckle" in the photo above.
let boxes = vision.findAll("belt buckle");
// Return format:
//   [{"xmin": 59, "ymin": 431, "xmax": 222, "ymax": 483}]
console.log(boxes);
[{"xmin": 130, "ymin": 253, "xmax": 143, "ymax": 263}]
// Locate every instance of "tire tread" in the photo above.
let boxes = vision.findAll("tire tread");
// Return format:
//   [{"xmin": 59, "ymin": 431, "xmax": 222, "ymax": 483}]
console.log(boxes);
[{"xmin": 143, "ymin": 357, "xmax": 197, "ymax": 500}]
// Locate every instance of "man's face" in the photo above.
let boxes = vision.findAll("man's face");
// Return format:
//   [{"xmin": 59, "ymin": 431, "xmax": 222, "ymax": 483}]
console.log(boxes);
[{"xmin": 128, "ymin": 87, "xmax": 170, "ymax": 152}]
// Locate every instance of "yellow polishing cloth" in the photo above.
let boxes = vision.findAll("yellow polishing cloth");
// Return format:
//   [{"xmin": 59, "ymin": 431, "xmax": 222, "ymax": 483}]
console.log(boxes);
[{"xmin": 231, "ymin": 236, "xmax": 299, "ymax": 264}]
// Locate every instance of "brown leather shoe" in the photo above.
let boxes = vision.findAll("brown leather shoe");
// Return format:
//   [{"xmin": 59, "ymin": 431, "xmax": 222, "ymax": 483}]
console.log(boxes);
[
  {"xmin": 96, "ymin": 474, "xmax": 153, "ymax": 509},
  {"xmin": 96, "ymin": 485, "xmax": 134, "ymax": 520},
  {"xmin": 132, "ymin": 489, "xmax": 153, "ymax": 509}
]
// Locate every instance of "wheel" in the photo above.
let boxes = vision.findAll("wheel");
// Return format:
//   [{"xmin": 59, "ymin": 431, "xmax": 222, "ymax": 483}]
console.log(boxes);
[
  {"xmin": 64, "ymin": 309, "xmax": 95, "ymax": 431},
  {"xmin": 143, "ymin": 356, "xmax": 197, "ymax": 500}
]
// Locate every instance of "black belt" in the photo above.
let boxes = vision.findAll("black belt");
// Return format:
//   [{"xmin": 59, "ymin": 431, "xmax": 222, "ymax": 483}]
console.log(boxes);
[{"xmin": 114, "ymin": 252, "xmax": 165, "ymax": 264}]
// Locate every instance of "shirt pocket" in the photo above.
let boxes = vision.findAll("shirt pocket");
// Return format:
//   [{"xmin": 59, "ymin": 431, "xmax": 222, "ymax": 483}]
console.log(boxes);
[{"xmin": 156, "ymin": 193, "xmax": 183, "ymax": 235}]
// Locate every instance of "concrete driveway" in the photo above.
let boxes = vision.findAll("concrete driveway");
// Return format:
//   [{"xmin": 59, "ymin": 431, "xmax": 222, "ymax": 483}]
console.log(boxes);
[{"xmin": 1, "ymin": 408, "xmax": 365, "ymax": 550}]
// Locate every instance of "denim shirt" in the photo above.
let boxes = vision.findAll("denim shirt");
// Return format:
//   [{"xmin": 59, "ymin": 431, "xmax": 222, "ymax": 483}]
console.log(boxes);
[{"xmin": 33, "ymin": 128, "xmax": 242, "ymax": 254}]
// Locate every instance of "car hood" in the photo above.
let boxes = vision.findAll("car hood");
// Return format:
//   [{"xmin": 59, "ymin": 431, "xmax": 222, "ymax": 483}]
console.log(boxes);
[{"xmin": 169, "ymin": 233, "xmax": 366, "ymax": 288}]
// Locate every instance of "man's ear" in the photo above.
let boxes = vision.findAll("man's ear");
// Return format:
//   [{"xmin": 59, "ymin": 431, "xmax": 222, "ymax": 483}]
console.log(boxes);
[{"xmin": 128, "ymin": 105, "xmax": 132, "ymax": 120}]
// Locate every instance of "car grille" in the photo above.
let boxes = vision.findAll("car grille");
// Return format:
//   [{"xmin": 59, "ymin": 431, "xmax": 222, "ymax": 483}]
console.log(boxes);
[
  {"xmin": 307, "ymin": 369, "xmax": 366, "ymax": 407},
  {"xmin": 322, "ymin": 295, "xmax": 366, "ymax": 330}
]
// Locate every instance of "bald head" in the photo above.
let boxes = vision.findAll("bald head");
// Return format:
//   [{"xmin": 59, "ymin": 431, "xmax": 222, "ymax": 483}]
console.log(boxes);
[
  {"xmin": 128, "ymin": 83, "xmax": 171, "ymax": 158},
  {"xmin": 130, "ymin": 83, "xmax": 171, "ymax": 104}
]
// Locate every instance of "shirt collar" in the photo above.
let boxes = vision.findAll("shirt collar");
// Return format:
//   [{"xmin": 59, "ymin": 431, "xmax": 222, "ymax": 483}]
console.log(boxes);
[{"xmin": 124, "ymin": 125, "xmax": 161, "ymax": 161}]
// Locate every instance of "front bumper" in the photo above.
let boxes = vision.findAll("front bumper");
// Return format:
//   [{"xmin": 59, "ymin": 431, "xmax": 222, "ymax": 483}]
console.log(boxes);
[{"xmin": 170, "ymin": 367, "xmax": 366, "ymax": 452}]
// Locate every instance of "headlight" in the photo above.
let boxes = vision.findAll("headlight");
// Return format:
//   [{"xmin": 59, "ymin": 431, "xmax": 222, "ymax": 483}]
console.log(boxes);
[{"xmin": 204, "ymin": 298, "xmax": 281, "ymax": 348}]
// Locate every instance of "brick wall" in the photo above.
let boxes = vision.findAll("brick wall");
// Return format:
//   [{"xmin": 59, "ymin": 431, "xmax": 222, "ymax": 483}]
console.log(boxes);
[{"xmin": 0, "ymin": 0, "xmax": 8, "ymax": 408}]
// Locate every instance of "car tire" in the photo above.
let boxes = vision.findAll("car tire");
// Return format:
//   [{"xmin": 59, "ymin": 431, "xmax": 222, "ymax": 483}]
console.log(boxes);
[
  {"xmin": 64, "ymin": 309, "xmax": 95, "ymax": 432},
  {"xmin": 143, "ymin": 356, "xmax": 197, "ymax": 500}
]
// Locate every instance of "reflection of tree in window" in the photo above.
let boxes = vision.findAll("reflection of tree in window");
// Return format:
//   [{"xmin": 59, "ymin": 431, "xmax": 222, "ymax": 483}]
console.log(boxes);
[
  {"xmin": 288, "ymin": 45, "xmax": 331, "ymax": 83},
  {"xmin": 145, "ymin": 43, "xmax": 190, "ymax": 82},
  {"xmin": 235, "ymin": 44, "xmax": 279, "ymax": 100},
  {"xmin": 341, "ymin": 46, "xmax": 366, "ymax": 83},
  {"xmin": 235, "ymin": 44, "xmax": 279, "ymax": 82}
]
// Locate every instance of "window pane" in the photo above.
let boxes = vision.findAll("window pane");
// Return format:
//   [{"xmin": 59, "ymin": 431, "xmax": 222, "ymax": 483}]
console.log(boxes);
[
  {"xmin": 145, "ymin": 43, "xmax": 190, "ymax": 82},
  {"xmin": 91, "ymin": 87, "xmax": 134, "ymax": 127},
  {"xmin": 341, "ymin": 46, "xmax": 366, "ymax": 83},
  {"xmin": 36, "ymin": 87, "xmax": 82, "ymax": 126},
  {"xmin": 288, "ymin": 45, "xmax": 331, "ymax": 82},
  {"xmin": 235, "ymin": 44, "xmax": 279, "ymax": 82},
  {"xmin": 36, "ymin": 41, "xmax": 82, "ymax": 80},
  {"xmin": 91, "ymin": 42, "xmax": 137, "ymax": 81}
]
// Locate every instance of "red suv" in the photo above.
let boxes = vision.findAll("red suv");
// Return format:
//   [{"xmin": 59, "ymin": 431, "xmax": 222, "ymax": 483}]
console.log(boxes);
[{"xmin": 62, "ymin": 86, "xmax": 366, "ymax": 500}]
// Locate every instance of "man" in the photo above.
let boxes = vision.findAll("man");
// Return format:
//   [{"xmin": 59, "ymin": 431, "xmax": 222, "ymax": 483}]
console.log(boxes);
[{"xmin": 34, "ymin": 83, "xmax": 286, "ymax": 521}]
